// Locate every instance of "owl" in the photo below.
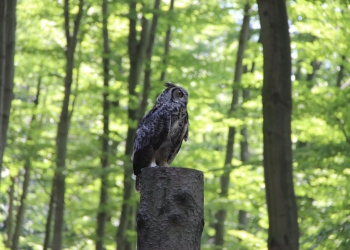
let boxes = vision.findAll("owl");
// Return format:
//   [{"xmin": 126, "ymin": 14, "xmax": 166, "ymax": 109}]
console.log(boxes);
[{"xmin": 132, "ymin": 82, "xmax": 189, "ymax": 191}]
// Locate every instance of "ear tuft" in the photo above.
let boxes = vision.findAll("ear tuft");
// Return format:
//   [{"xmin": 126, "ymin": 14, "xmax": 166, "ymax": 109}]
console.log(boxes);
[{"xmin": 165, "ymin": 82, "xmax": 178, "ymax": 89}]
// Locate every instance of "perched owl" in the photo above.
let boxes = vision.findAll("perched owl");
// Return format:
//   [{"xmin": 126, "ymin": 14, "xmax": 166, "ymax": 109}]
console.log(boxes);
[{"xmin": 132, "ymin": 82, "xmax": 189, "ymax": 191}]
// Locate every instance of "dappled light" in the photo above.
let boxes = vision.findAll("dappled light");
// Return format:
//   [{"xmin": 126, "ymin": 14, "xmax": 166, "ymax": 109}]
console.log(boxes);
[{"xmin": 0, "ymin": 0, "xmax": 349, "ymax": 249}]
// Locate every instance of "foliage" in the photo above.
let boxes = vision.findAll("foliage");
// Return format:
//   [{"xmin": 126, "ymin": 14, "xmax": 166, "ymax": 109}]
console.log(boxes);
[{"xmin": 0, "ymin": 0, "xmax": 349, "ymax": 249}]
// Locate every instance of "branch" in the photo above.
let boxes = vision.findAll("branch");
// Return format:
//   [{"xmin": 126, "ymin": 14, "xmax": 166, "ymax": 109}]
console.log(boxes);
[
  {"xmin": 139, "ymin": 0, "xmax": 161, "ymax": 117},
  {"xmin": 64, "ymin": 0, "xmax": 70, "ymax": 47},
  {"xmin": 128, "ymin": 0, "xmax": 138, "ymax": 60},
  {"xmin": 72, "ymin": 0, "xmax": 84, "ymax": 46},
  {"xmin": 341, "ymin": 77, "xmax": 350, "ymax": 90},
  {"xmin": 138, "ymin": 14, "xmax": 150, "ymax": 61},
  {"xmin": 159, "ymin": 0, "xmax": 175, "ymax": 82},
  {"xmin": 335, "ymin": 117, "xmax": 350, "ymax": 144},
  {"xmin": 69, "ymin": 57, "xmax": 81, "ymax": 120}
]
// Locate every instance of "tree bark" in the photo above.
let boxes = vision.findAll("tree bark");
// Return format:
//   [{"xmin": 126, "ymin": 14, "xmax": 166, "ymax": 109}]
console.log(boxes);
[
  {"xmin": 0, "ymin": 0, "xmax": 5, "ymax": 67},
  {"xmin": 294, "ymin": 60, "xmax": 301, "ymax": 81},
  {"xmin": 5, "ymin": 176, "xmax": 15, "ymax": 248},
  {"xmin": 116, "ymin": 1, "xmax": 155, "ymax": 249},
  {"xmin": 11, "ymin": 160, "xmax": 31, "ymax": 250},
  {"xmin": 257, "ymin": 0, "xmax": 299, "ymax": 249},
  {"xmin": 11, "ymin": 77, "xmax": 41, "ymax": 250},
  {"xmin": 159, "ymin": 0, "xmax": 175, "ymax": 82},
  {"xmin": 137, "ymin": 167, "xmax": 204, "ymax": 250},
  {"xmin": 0, "ymin": 1, "xmax": 6, "ymax": 172},
  {"xmin": 214, "ymin": 3, "xmax": 251, "ymax": 246},
  {"xmin": 0, "ymin": 0, "xmax": 16, "ymax": 181},
  {"xmin": 52, "ymin": 1, "xmax": 84, "ymax": 249},
  {"xmin": 336, "ymin": 55, "xmax": 345, "ymax": 88},
  {"xmin": 238, "ymin": 63, "xmax": 254, "ymax": 231},
  {"xmin": 139, "ymin": 0, "xmax": 161, "ymax": 118},
  {"xmin": 306, "ymin": 60, "xmax": 321, "ymax": 86},
  {"xmin": 96, "ymin": 0, "xmax": 111, "ymax": 249},
  {"xmin": 43, "ymin": 181, "xmax": 56, "ymax": 250}
]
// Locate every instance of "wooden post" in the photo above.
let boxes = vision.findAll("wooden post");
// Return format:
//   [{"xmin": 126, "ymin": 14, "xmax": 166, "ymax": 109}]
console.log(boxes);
[{"xmin": 137, "ymin": 167, "xmax": 204, "ymax": 250}]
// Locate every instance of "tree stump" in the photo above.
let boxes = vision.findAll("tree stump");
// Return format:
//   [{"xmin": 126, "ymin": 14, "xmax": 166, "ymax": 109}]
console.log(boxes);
[{"xmin": 137, "ymin": 167, "xmax": 204, "ymax": 250}]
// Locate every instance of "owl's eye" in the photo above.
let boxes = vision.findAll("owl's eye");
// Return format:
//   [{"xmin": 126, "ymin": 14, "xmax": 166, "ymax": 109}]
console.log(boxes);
[{"xmin": 177, "ymin": 91, "xmax": 184, "ymax": 97}]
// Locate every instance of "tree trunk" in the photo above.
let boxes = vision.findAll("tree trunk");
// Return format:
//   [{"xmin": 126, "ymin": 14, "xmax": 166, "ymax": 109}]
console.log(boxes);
[
  {"xmin": 214, "ymin": 3, "xmax": 251, "ymax": 246},
  {"xmin": 43, "ymin": 182, "xmax": 56, "ymax": 250},
  {"xmin": 0, "ymin": 0, "xmax": 16, "ymax": 181},
  {"xmin": 306, "ymin": 60, "xmax": 321, "ymax": 86},
  {"xmin": 336, "ymin": 55, "xmax": 345, "ymax": 88},
  {"xmin": 294, "ymin": 60, "xmax": 301, "ymax": 81},
  {"xmin": 52, "ymin": 1, "xmax": 84, "ymax": 249},
  {"xmin": 96, "ymin": 0, "xmax": 111, "ymax": 249},
  {"xmin": 238, "ymin": 210, "xmax": 248, "ymax": 231},
  {"xmin": 139, "ymin": 0, "xmax": 161, "ymax": 118},
  {"xmin": 238, "ymin": 123, "xmax": 249, "ymax": 230},
  {"xmin": 5, "ymin": 176, "xmax": 15, "ymax": 248},
  {"xmin": 11, "ymin": 160, "xmax": 30, "ymax": 250},
  {"xmin": 0, "ymin": 1, "xmax": 6, "ymax": 173},
  {"xmin": 238, "ymin": 63, "xmax": 254, "ymax": 231},
  {"xmin": 116, "ymin": 1, "xmax": 157, "ymax": 249},
  {"xmin": 137, "ymin": 167, "xmax": 204, "ymax": 250},
  {"xmin": 11, "ymin": 75, "xmax": 41, "ymax": 250},
  {"xmin": 257, "ymin": 0, "xmax": 299, "ymax": 249},
  {"xmin": 125, "ymin": 202, "xmax": 137, "ymax": 250},
  {"xmin": 159, "ymin": 0, "xmax": 175, "ymax": 82}
]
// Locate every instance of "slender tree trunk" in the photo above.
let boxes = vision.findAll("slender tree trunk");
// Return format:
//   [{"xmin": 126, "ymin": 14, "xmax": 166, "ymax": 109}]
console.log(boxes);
[
  {"xmin": 336, "ymin": 55, "xmax": 345, "ymax": 87},
  {"xmin": 0, "ymin": 2, "xmax": 6, "ymax": 170},
  {"xmin": 0, "ymin": 0, "xmax": 16, "ymax": 181},
  {"xmin": 159, "ymin": 0, "xmax": 175, "ymax": 82},
  {"xmin": 5, "ymin": 176, "xmax": 15, "ymax": 248},
  {"xmin": 11, "ymin": 77, "xmax": 41, "ymax": 250},
  {"xmin": 116, "ymin": 3, "xmax": 144, "ymax": 249},
  {"xmin": 125, "ymin": 202, "xmax": 137, "ymax": 250},
  {"xmin": 296, "ymin": 59, "xmax": 316, "ymax": 150},
  {"xmin": 0, "ymin": 0, "xmax": 5, "ymax": 66},
  {"xmin": 238, "ymin": 63, "xmax": 254, "ymax": 231},
  {"xmin": 68, "ymin": 45, "xmax": 82, "ymax": 120},
  {"xmin": 306, "ymin": 60, "xmax": 321, "ymax": 86},
  {"xmin": 238, "ymin": 210, "xmax": 248, "ymax": 231},
  {"xmin": 139, "ymin": 0, "xmax": 161, "ymax": 118},
  {"xmin": 43, "ymin": 181, "xmax": 56, "ymax": 250},
  {"xmin": 214, "ymin": 3, "xmax": 251, "ymax": 246},
  {"xmin": 257, "ymin": 0, "xmax": 299, "ymax": 249},
  {"xmin": 11, "ymin": 160, "xmax": 30, "ymax": 250},
  {"xmin": 116, "ymin": 1, "xmax": 160, "ymax": 249},
  {"xmin": 294, "ymin": 60, "xmax": 301, "ymax": 81},
  {"xmin": 52, "ymin": 1, "xmax": 84, "ymax": 249},
  {"xmin": 96, "ymin": 0, "xmax": 111, "ymax": 249}
]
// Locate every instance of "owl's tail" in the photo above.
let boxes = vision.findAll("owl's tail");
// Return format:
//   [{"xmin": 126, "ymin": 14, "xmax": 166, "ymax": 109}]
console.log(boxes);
[{"xmin": 135, "ymin": 175, "xmax": 141, "ymax": 192}]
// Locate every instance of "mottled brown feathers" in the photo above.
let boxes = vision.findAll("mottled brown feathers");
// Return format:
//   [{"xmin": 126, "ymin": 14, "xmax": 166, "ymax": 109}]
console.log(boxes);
[{"xmin": 132, "ymin": 82, "xmax": 189, "ymax": 191}]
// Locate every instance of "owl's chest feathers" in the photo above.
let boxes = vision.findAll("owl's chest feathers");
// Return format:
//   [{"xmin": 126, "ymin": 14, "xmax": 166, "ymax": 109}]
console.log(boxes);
[
  {"xmin": 169, "ymin": 106, "xmax": 188, "ymax": 137},
  {"xmin": 153, "ymin": 107, "xmax": 187, "ymax": 166}
]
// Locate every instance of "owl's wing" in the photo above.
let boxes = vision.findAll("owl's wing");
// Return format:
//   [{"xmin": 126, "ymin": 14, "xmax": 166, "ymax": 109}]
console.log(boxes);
[
  {"xmin": 132, "ymin": 108, "xmax": 171, "ymax": 176},
  {"xmin": 184, "ymin": 120, "xmax": 189, "ymax": 142},
  {"xmin": 167, "ymin": 111, "xmax": 189, "ymax": 164}
]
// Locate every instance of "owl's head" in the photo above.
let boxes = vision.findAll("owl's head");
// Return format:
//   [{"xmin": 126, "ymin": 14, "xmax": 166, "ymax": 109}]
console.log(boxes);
[{"xmin": 157, "ymin": 82, "xmax": 188, "ymax": 105}]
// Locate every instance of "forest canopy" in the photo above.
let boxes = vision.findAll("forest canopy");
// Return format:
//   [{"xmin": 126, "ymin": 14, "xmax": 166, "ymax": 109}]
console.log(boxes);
[{"xmin": 0, "ymin": 0, "xmax": 350, "ymax": 249}]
